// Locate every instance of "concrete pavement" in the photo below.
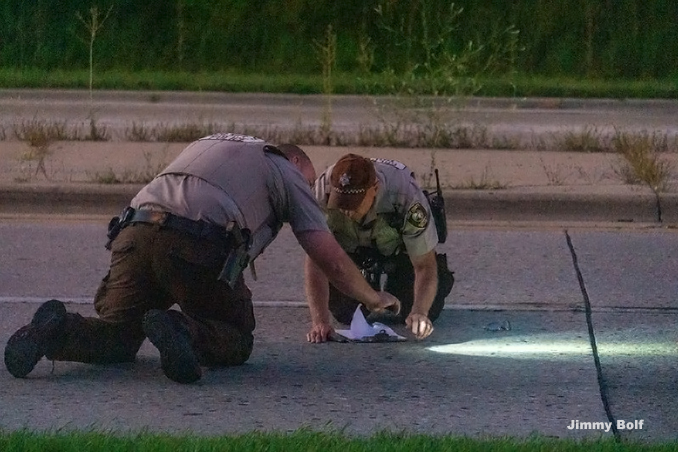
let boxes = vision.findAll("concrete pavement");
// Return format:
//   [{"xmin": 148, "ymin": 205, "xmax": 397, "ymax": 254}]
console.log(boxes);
[{"xmin": 1, "ymin": 140, "xmax": 677, "ymax": 223}]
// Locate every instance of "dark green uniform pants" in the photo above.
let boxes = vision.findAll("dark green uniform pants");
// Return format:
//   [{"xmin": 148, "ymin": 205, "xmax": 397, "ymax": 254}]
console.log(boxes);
[
  {"xmin": 47, "ymin": 222, "xmax": 255, "ymax": 367},
  {"xmin": 328, "ymin": 252, "xmax": 454, "ymax": 325}
]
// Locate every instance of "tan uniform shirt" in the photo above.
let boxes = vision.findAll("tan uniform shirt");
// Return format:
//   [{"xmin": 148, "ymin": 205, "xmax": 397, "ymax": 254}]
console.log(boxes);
[
  {"xmin": 315, "ymin": 158, "xmax": 438, "ymax": 257},
  {"xmin": 131, "ymin": 133, "xmax": 329, "ymax": 260}
]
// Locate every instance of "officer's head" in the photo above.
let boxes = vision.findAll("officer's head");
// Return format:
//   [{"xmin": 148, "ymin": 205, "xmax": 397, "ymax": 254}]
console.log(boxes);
[
  {"xmin": 327, "ymin": 153, "xmax": 378, "ymax": 221},
  {"xmin": 278, "ymin": 144, "xmax": 316, "ymax": 188}
]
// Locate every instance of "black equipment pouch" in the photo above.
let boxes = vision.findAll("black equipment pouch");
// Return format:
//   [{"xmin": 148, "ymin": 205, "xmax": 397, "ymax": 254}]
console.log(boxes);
[
  {"xmin": 351, "ymin": 246, "xmax": 398, "ymax": 290},
  {"xmin": 356, "ymin": 247, "xmax": 383, "ymax": 288},
  {"xmin": 423, "ymin": 169, "xmax": 447, "ymax": 244},
  {"xmin": 105, "ymin": 206, "xmax": 136, "ymax": 250},
  {"xmin": 217, "ymin": 222, "xmax": 252, "ymax": 289}
]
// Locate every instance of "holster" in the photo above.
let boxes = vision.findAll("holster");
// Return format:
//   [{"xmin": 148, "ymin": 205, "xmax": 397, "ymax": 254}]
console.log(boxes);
[
  {"xmin": 217, "ymin": 222, "xmax": 252, "ymax": 289},
  {"xmin": 350, "ymin": 247, "xmax": 396, "ymax": 290},
  {"xmin": 105, "ymin": 206, "xmax": 135, "ymax": 250}
]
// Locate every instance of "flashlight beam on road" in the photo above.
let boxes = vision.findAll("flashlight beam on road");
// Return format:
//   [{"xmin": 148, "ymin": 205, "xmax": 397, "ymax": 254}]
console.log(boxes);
[{"xmin": 427, "ymin": 332, "xmax": 678, "ymax": 361}]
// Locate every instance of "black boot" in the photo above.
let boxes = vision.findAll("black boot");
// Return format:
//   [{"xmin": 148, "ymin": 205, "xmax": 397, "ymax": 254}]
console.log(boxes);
[
  {"xmin": 142, "ymin": 309, "xmax": 202, "ymax": 384},
  {"xmin": 4, "ymin": 299, "xmax": 67, "ymax": 378}
]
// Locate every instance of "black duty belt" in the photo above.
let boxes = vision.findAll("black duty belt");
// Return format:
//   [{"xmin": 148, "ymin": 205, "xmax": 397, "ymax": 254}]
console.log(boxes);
[{"xmin": 129, "ymin": 209, "xmax": 229, "ymax": 243}]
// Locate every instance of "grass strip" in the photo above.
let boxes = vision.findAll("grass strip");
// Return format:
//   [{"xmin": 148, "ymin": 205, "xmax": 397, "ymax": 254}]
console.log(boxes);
[
  {"xmin": 1, "ymin": 430, "xmax": 677, "ymax": 452},
  {"xmin": 0, "ymin": 69, "xmax": 676, "ymax": 99}
]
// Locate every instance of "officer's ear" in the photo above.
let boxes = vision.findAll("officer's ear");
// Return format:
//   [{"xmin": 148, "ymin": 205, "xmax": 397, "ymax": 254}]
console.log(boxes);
[{"xmin": 366, "ymin": 182, "xmax": 379, "ymax": 203}]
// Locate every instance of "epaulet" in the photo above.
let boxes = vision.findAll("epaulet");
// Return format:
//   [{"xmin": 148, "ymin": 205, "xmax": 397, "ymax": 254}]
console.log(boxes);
[
  {"xmin": 263, "ymin": 145, "xmax": 289, "ymax": 160},
  {"xmin": 370, "ymin": 157, "xmax": 407, "ymax": 170}
]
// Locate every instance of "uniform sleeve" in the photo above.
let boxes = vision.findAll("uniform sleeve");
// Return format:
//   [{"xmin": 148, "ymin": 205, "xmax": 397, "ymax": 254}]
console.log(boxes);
[
  {"xmin": 400, "ymin": 179, "xmax": 439, "ymax": 257},
  {"xmin": 313, "ymin": 166, "xmax": 333, "ymax": 210}
]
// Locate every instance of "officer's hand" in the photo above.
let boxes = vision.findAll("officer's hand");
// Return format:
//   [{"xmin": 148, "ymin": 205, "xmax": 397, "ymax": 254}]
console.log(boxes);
[
  {"xmin": 406, "ymin": 313, "xmax": 434, "ymax": 340},
  {"xmin": 306, "ymin": 322, "xmax": 335, "ymax": 343},
  {"xmin": 372, "ymin": 291, "xmax": 401, "ymax": 316}
]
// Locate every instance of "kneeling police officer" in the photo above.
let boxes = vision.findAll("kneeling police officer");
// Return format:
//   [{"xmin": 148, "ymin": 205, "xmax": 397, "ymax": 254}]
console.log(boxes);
[
  {"xmin": 4, "ymin": 134, "xmax": 400, "ymax": 384},
  {"xmin": 305, "ymin": 154, "xmax": 454, "ymax": 342}
]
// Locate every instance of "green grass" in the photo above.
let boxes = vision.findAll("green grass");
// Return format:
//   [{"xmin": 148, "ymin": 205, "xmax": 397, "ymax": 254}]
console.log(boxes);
[
  {"xmin": 0, "ymin": 68, "xmax": 677, "ymax": 98},
  {"xmin": 1, "ymin": 430, "xmax": 676, "ymax": 452},
  {"xmin": 478, "ymin": 75, "xmax": 678, "ymax": 99}
]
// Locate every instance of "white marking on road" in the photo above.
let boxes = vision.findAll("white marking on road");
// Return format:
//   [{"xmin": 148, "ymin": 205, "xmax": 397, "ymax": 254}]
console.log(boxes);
[
  {"xmin": 0, "ymin": 297, "xmax": 307, "ymax": 307},
  {"xmin": 0, "ymin": 298, "xmax": 675, "ymax": 312}
]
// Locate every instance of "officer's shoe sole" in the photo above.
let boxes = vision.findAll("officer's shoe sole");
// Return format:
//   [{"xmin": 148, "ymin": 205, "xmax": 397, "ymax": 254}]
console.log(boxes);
[
  {"xmin": 142, "ymin": 310, "xmax": 202, "ymax": 384},
  {"xmin": 4, "ymin": 299, "xmax": 67, "ymax": 378}
]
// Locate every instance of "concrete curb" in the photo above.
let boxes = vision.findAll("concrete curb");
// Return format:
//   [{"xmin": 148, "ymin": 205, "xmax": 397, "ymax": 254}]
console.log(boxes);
[
  {"xmin": 3, "ymin": 184, "xmax": 677, "ymax": 224},
  {"xmin": 1, "ymin": 184, "xmax": 141, "ymax": 215},
  {"xmin": 446, "ymin": 190, "xmax": 677, "ymax": 223}
]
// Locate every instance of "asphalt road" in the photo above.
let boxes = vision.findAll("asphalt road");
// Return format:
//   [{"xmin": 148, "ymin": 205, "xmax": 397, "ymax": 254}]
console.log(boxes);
[
  {"xmin": 1, "ymin": 90, "xmax": 676, "ymax": 440},
  {"xmin": 1, "ymin": 217, "xmax": 676, "ymax": 441}
]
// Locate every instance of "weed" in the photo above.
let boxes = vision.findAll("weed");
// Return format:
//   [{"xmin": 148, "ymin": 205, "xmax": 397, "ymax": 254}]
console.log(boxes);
[
  {"xmin": 13, "ymin": 118, "xmax": 72, "ymax": 142},
  {"xmin": 452, "ymin": 125, "xmax": 489, "ymax": 149},
  {"xmin": 268, "ymin": 121, "xmax": 315, "ymax": 146},
  {"xmin": 554, "ymin": 126, "xmax": 608, "ymax": 152},
  {"xmin": 17, "ymin": 146, "xmax": 52, "ymax": 180},
  {"xmin": 453, "ymin": 165, "xmax": 507, "ymax": 190},
  {"xmin": 490, "ymin": 135, "xmax": 521, "ymax": 150},
  {"xmin": 13, "ymin": 120, "xmax": 60, "ymax": 180},
  {"xmin": 528, "ymin": 134, "xmax": 551, "ymax": 152},
  {"xmin": 89, "ymin": 168, "xmax": 121, "ymax": 184},
  {"xmin": 5, "ymin": 115, "xmax": 677, "ymax": 154},
  {"xmin": 575, "ymin": 165, "xmax": 615, "ymax": 185},
  {"xmin": 365, "ymin": 2, "xmax": 522, "ymax": 152},
  {"xmin": 612, "ymin": 130, "xmax": 674, "ymax": 192},
  {"xmin": 86, "ymin": 117, "xmax": 110, "ymax": 141},
  {"xmin": 138, "ymin": 148, "xmax": 169, "ymax": 181},
  {"xmin": 13, "ymin": 174, "xmax": 31, "ymax": 183},
  {"xmin": 87, "ymin": 149, "xmax": 168, "ymax": 184},
  {"xmin": 126, "ymin": 122, "xmax": 152, "ymax": 142},
  {"xmin": 356, "ymin": 29, "xmax": 374, "ymax": 75},
  {"xmin": 76, "ymin": 4, "xmax": 114, "ymax": 102},
  {"xmin": 313, "ymin": 24, "xmax": 337, "ymax": 144},
  {"xmin": 539, "ymin": 157, "xmax": 570, "ymax": 186},
  {"xmin": 419, "ymin": 150, "xmax": 439, "ymax": 189},
  {"xmin": 153, "ymin": 123, "xmax": 215, "ymax": 142},
  {"xmin": 123, "ymin": 121, "xmax": 215, "ymax": 142}
]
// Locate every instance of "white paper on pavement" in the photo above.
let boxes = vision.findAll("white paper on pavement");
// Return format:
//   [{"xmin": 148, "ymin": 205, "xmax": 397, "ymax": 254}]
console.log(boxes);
[{"xmin": 335, "ymin": 305, "xmax": 407, "ymax": 342}]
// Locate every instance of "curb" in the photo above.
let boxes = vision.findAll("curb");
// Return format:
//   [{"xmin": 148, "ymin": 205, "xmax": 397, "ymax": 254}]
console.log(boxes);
[
  {"xmin": 1, "ymin": 184, "xmax": 141, "ymax": 216},
  {"xmin": 445, "ymin": 190, "xmax": 677, "ymax": 223},
  {"xmin": 2, "ymin": 184, "xmax": 677, "ymax": 224}
]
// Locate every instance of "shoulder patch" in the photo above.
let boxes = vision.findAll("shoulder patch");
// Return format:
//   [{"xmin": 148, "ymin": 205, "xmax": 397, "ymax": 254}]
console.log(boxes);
[
  {"xmin": 371, "ymin": 158, "xmax": 407, "ymax": 170},
  {"xmin": 406, "ymin": 202, "xmax": 429, "ymax": 229}
]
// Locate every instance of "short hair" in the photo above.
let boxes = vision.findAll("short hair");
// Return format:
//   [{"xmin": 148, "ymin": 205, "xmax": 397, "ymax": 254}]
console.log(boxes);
[{"xmin": 277, "ymin": 144, "xmax": 311, "ymax": 166}]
